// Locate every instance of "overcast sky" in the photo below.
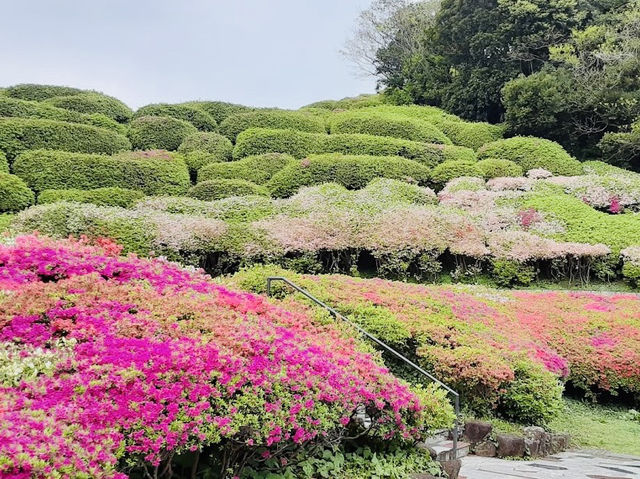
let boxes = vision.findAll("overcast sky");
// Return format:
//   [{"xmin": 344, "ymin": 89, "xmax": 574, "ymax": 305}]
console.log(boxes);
[{"xmin": 0, "ymin": 0, "xmax": 376, "ymax": 110}]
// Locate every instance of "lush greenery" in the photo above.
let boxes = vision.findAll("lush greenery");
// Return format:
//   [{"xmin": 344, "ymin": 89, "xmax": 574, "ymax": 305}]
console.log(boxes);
[{"xmin": 38, "ymin": 187, "xmax": 146, "ymax": 208}]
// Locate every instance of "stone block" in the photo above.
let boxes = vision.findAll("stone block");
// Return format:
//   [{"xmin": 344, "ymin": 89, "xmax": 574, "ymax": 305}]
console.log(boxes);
[
  {"xmin": 496, "ymin": 433, "xmax": 526, "ymax": 458},
  {"xmin": 474, "ymin": 440, "xmax": 497, "ymax": 457},
  {"xmin": 463, "ymin": 420, "xmax": 492, "ymax": 444}
]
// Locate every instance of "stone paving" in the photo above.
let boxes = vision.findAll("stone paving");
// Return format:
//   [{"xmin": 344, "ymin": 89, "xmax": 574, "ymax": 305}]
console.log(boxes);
[{"xmin": 459, "ymin": 450, "xmax": 640, "ymax": 478}]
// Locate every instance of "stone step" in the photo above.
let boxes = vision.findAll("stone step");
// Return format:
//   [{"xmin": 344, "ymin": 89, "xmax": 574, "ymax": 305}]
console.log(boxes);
[{"xmin": 428, "ymin": 439, "xmax": 471, "ymax": 462}]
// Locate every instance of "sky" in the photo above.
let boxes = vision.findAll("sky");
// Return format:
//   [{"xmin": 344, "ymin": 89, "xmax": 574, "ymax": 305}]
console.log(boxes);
[{"xmin": 0, "ymin": 0, "xmax": 377, "ymax": 110}]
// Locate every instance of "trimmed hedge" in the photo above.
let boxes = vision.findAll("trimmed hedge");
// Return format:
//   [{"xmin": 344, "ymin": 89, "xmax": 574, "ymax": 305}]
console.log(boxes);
[
  {"xmin": 478, "ymin": 137, "xmax": 583, "ymax": 176},
  {"xmin": 0, "ymin": 118, "xmax": 131, "ymax": 160},
  {"xmin": 198, "ymin": 153, "xmax": 296, "ymax": 184},
  {"xmin": 134, "ymin": 103, "xmax": 217, "ymax": 131},
  {"xmin": 430, "ymin": 160, "xmax": 483, "ymax": 186},
  {"xmin": 219, "ymin": 110, "xmax": 326, "ymax": 141},
  {"xmin": 303, "ymin": 94, "xmax": 384, "ymax": 110},
  {"xmin": 0, "ymin": 151, "xmax": 7, "ymax": 173},
  {"xmin": 0, "ymin": 173, "xmax": 35, "ymax": 212},
  {"xmin": 44, "ymin": 92, "xmax": 133, "ymax": 122},
  {"xmin": 329, "ymin": 111, "xmax": 452, "ymax": 145},
  {"xmin": 234, "ymin": 128, "xmax": 475, "ymax": 168},
  {"xmin": 38, "ymin": 187, "xmax": 145, "ymax": 208},
  {"xmin": 4, "ymin": 84, "xmax": 84, "ymax": 101},
  {"xmin": 12, "ymin": 149, "xmax": 190, "ymax": 195},
  {"xmin": 364, "ymin": 178, "xmax": 437, "ymax": 205},
  {"xmin": 476, "ymin": 158, "xmax": 524, "ymax": 179},
  {"xmin": 0, "ymin": 96, "xmax": 125, "ymax": 134},
  {"xmin": 266, "ymin": 153, "xmax": 431, "ymax": 197},
  {"xmin": 128, "ymin": 116, "xmax": 198, "ymax": 151},
  {"xmin": 177, "ymin": 132, "xmax": 233, "ymax": 173},
  {"xmin": 187, "ymin": 179, "xmax": 269, "ymax": 201},
  {"xmin": 181, "ymin": 101, "xmax": 255, "ymax": 124}
]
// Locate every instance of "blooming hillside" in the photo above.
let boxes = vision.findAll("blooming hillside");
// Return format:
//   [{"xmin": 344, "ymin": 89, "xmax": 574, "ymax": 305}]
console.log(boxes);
[{"xmin": 0, "ymin": 235, "xmax": 449, "ymax": 478}]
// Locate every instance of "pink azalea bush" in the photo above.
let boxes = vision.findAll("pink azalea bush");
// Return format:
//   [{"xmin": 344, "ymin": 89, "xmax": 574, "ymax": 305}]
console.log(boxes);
[{"xmin": 0, "ymin": 235, "xmax": 446, "ymax": 478}]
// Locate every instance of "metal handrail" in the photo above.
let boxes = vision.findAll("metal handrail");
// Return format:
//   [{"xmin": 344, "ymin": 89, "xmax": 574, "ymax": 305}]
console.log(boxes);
[{"xmin": 266, "ymin": 276, "xmax": 460, "ymax": 451}]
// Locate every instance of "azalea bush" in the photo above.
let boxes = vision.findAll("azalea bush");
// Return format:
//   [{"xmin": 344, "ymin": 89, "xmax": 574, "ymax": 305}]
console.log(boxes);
[{"xmin": 0, "ymin": 235, "xmax": 450, "ymax": 478}]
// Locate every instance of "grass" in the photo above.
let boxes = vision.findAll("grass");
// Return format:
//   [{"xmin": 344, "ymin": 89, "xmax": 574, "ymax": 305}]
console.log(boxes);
[{"xmin": 0, "ymin": 214, "xmax": 13, "ymax": 234}]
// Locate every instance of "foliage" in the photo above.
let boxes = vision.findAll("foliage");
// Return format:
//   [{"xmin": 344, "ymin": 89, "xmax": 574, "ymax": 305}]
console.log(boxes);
[
  {"xmin": 12, "ymin": 149, "xmax": 190, "ymax": 195},
  {"xmin": 0, "ymin": 117, "xmax": 131, "ymax": 160},
  {"xmin": 187, "ymin": 179, "xmax": 269, "ymax": 201},
  {"xmin": 219, "ymin": 110, "xmax": 326, "ymax": 141},
  {"xmin": 198, "ymin": 153, "xmax": 296, "ymax": 184},
  {"xmin": 38, "ymin": 187, "xmax": 145, "ymax": 208},
  {"xmin": 0, "ymin": 173, "xmax": 34, "ymax": 213},
  {"xmin": 430, "ymin": 160, "xmax": 482, "ymax": 186},
  {"xmin": 491, "ymin": 259, "xmax": 536, "ymax": 287},
  {"xmin": 128, "ymin": 115, "xmax": 198, "ymax": 151},
  {"xmin": 181, "ymin": 100, "xmax": 255, "ymax": 124},
  {"xmin": 177, "ymin": 132, "xmax": 234, "ymax": 173},
  {"xmin": 44, "ymin": 92, "xmax": 133, "ymax": 122},
  {"xmin": 0, "ymin": 151, "xmax": 7, "ymax": 173},
  {"xmin": 134, "ymin": 103, "xmax": 217, "ymax": 131},
  {"xmin": 3, "ymin": 83, "xmax": 84, "ymax": 101},
  {"xmin": 476, "ymin": 158, "xmax": 524, "ymax": 179}
]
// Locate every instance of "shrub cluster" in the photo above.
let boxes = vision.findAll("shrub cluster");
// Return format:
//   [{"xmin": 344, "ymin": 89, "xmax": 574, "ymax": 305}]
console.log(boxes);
[
  {"xmin": 476, "ymin": 158, "xmax": 524, "ymax": 179},
  {"xmin": 197, "ymin": 153, "xmax": 296, "ymax": 184},
  {"xmin": 0, "ymin": 118, "xmax": 131, "ymax": 160},
  {"xmin": 4, "ymin": 83, "xmax": 84, "ymax": 101},
  {"xmin": 219, "ymin": 110, "xmax": 326, "ymax": 141},
  {"xmin": 478, "ymin": 137, "xmax": 583, "ymax": 176},
  {"xmin": 187, "ymin": 178, "xmax": 269, "ymax": 201},
  {"xmin": 303, "ymin": 94, "xmax": 384, "ymax": 110},
  {"xmin": 0, "ymin": 173, "xmax": 34, "ymax": 212},
  {"xmin": 430, "ymin": 160, "xmax": 483, "ymax": 186},
  {"xmin": 12, "ymin": 149, "xmax": 189, "ymax": 195},
  {"xmin": 177, "ymin": 132, "xmax": 233, "ymax": 173},
  {"xmin": 38, "ymin": 187, "xmax": 145, "ymax": 208},
  {"xmin": 266, "ymin": 153, "xmax": 431, "ymax": 197},
  {"xmin": 0, "ymin": 151, "xmax": 7, "ymax": 173},
  {"xmin": 44, "ymin": 92, "xmax": 133, "ymax": 122},
  {"xmin": 134, "ymin": 103, "xmax": 217, "ymax": 131},
  {"xmin": 128, "ymin": 115, "xmax": 198, "ymax": 151},
  {"xmin": 181, "ymin": 100, "xmax": 255, "ymax": 123}
]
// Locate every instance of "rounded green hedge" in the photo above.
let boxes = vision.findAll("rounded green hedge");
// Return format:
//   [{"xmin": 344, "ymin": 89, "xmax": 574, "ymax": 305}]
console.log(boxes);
[
  {"xmin": 38, "ymin": 187, "xmax": 145, "ymax": 208},
  {"xmin": 128, "ymin": 116, "xmax": 198, "ymax": 151},
  {"xmin": 219, "ymin": 110, "xmax": 326, "ymax": 141},
  {"xmin": 177, "ymin": 132, "xmax": 234, "ymax": 173},
  {"xmin": 430, "ymin": 160, "xmax": 483, "ymax": 186},
  {"xmin": 187, "ymin": 179, "xmax": 269, "ymax": 201},
  {"xmin": 44, "ymin": 92, "xmax": 133, "ymax": 122},
  {"xmin": 181, "ymin": 101, "xmax": 255, "ymax": 124},
  {"xmin": 364, "ymin": 178, "xmax": 437, "ymax": 205},
  {"xmin": 476, "ymin": 158, "xmax": 524, "ymax": 179},
  {"xmin": 134, "ymin": 103, "xmax": 217, "ymax": 131},
  {"xmin": 4, "ymin": 84, "xmax": 84, "ymax": 101},
  {"xmin": 431, "ymin": 118, "xmax": 504, "ymax": 151},
  {"xmin": 0, "ymin": 118, "xmax": 131, "ymax": 160},
  {"xmin": 0, "ymin": 96, "xmax": 125, "ymax": 134},
  {"xmin": 329, "ymin": 111, "xmax": 452, "ymax": 145},
  {"xmin": 13, "ymin": 149, "xmax": 190, "ymax": 195},
  {"xmin": 0, "ymin": 151, "xmax": 8, "ymax": 173},
  {"xmin": 478, "ymin": 137, "xmax": 582, "ymax": 176},
  {"xmin": 0, "ymin": 172, "xmax": 35, "ymax": 212},
  {"xmin": 234, "ymin": 128, "xmax": 320, "ymax": 159},
  {"xmin": 197, "ymin": 153, "xmax": 296, "ymax": 184},
  {"xmin": 267, "ymin": 153, "xmax": 431, "ymax": 197}
]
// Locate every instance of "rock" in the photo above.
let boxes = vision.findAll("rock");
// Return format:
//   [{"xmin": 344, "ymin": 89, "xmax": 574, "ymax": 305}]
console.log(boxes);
[
  {"xmin": 550, "ymin": 433, "xmax": 570, "ymax": 454},
  {"xmin": 474, "ymin": 440, "xmax": 497, "ymax": 457},
  {"xmin": 523, "ymin": 426, "xmax": 546, "ymax": 457},
  {"xmin": 463, "ymin": 420, "xmax": 492, "ymax": 444},
  {"xmin": 426, "ymin": 446, "xmax": 438, "ymax": 460},
  {"xmin": 496, "ymin": 434, "xmax": 526, "ymax": 458},
  {"xmin": 440, "ymin": 458, "xmax": 462, "ymax": 479}
]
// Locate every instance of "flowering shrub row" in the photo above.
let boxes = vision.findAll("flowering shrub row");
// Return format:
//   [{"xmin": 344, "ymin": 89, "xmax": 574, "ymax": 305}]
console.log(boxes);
[{"xmin": 0, "ymin": 235, "xmax": 448, "ymax": 477}]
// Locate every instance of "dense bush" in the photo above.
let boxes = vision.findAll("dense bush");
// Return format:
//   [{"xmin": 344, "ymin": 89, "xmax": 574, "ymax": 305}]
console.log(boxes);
[
  {"xmin": 365, "ymin": 177, "xmax": 437, "ymax": 205},
  {"xmin": 599, "ymin": 123, "xmax": 640, "ymax": 172},
  {"xmin": 303, "ymin": 94, "xmax": 385, "ymax": 110},
  {"xmin": 134, "ymin": 103, "xmax": 217, "ymax": 131},
  {"xmin": 219, "ymin": 110, "xmax": 326, "ymax": 141},
  {"xmin": 0, "ymin": 96, "xmax": 125, "ymax": 133},
  {"xmin": 478, "ymin": 137, "xmax": 583, "ymax": 176},
  {"xmin": 0, "ymin": 118, "xmax": 131, "ymax": 159},
  {"xmin": 267, "ymin": 153, "xmax": 431, "ymax": 197},
  {"xmin": 0, "ymin": 173, "xmax": 34, "ymax": 212},
  {"xmin": 4, "ymin": 83, "xmax": 83, "ymax": 101},
  {"xmin": 181, "ymin": 100, "xmax": 255, "ymax": 123},
  {"xmin": 12, "ymin": 149, "xmax": 189, "ymax": 195},
  {"xmin": 187, "ymin": 179, "xmax": 269, "ymax": 201},
  {"xmin": 177, "ymin": 132, "xmax": 233, "ymax": 173},
  {"xmin": 476, "ymin": 158, "xmax": 524, "ymax": 179},
  {"xmin": 234, "ymin": 128, "xmax": 320, "ymax": 159},
  {"xmin": 430, "ymin": 160, "xmax": 483, "ymax": 186},
  {"xmin": 128, "ymin": 115, "xmax": 198, "ymax": 151},
  {"xmin": 44, "ymin": 92, "xmax": 133, "ymax": 122},
  {"xmin": 329, "ymin": 111, "xmax": 452, "ymax": 144},
  {"xmin": 197, "ymin": 153, "xmax": 296, "ymax": 184},
  {"xmin": 38, "ymin": 187, "xmax": 145, "ymax": 208},
  {"xmin": 0, "ymin": 151, "xmax": 7, "ymax": 173}
]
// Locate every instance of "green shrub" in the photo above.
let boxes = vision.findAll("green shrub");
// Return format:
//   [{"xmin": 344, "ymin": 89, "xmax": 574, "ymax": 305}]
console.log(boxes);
[
  {"xmin": 0, "ymin": 118, "xmax": 131, "ymax": 160},
  {"xmin": 303, "ymin": 94, "xmax": 385, "ymax": 110},
  {"xmin": 476, "ymin": 158, "xmax": 524, "ymax": 179},
  {"xmin": 599, "ymin": 126, "xmax": 640, "ymax": 171},
  {"xmin": 4, "ymin": 84, "xmax": 83, "ymax": 101},
  {"xmin": 440, "ymin": 144, "xmax": 478, "ymax": 163},
  {"xmin": 180, "ymin": 101, "xmax": 255, "ymax": 124},
  {"xmin": 0, "ymin": 214, "xmax": 13, "ymax": 233},
  {"xmin": 134, "ymin": 103, "xmax": 217, "ymax": 131},
  {"xmin": 128, "ymin": 116, "xmax": 198, "ymax": 151},
  {"xmin": 0, "ymin": 151, "xmax": 7, "ymax": 173},
  {"xmin": 13, "ymin": 149, "xmax": 189, "ymax": 195},
  {"xmin": 38, "ymin": 187, "xmax": 145, "ymax": 208},
  {"xmin": 234, "ymin": 128, "xmax": 320, "ymax": 159},
  {"xmin": 0, "ymin": 173, "xmax": 35, "ymax": 212},
  {"xmin": 44, "ymin": 92, "xmax": 133, "ymax": 122},
  {"xmin": 267, "ymin": 153, "xmax": 431, "ymax": 197},
  {"xmin": 430, "ymin": 160, "xmax": 483, "ymax": 186},
  {"xmin": 329, "ymin": 111, "xmax": 452, "ymax": 144},
  {"xmin": 177, "ymin": 132, "xmax": 233, "ymax": 173},
  {"xmin": 219, "ymin": 110, "xmax": 326, "ymax": 141},
  {"xmin": 187, "ymin": 179, "xmax": 269, "ymax": 201},
  {"xmin": 491, "ymin": 259, "xmax": 537, "ymax": 287},
  {"xmin": 478, "ymin": 137, "xmax": 582, "ymax": 176},
  {"xmin": 0, "ymin": 96, "xmax": 125, "ymax": 134},
  {"xmin": 431, "ymin": 118, "xmax": 504, "ymax": 150},
  {"xmin": 197, "ymin": 153, "xmax": 296, "ymax": 184},
  {"xmin": 364, "ymin": 178, "xmax": 437, "ymax": 205}
]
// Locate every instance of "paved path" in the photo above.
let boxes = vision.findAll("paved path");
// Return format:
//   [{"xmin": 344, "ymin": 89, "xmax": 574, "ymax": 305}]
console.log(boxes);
[{"xmin": 460, "ymin": 451, "xmax": 640, "ymax": 478}]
